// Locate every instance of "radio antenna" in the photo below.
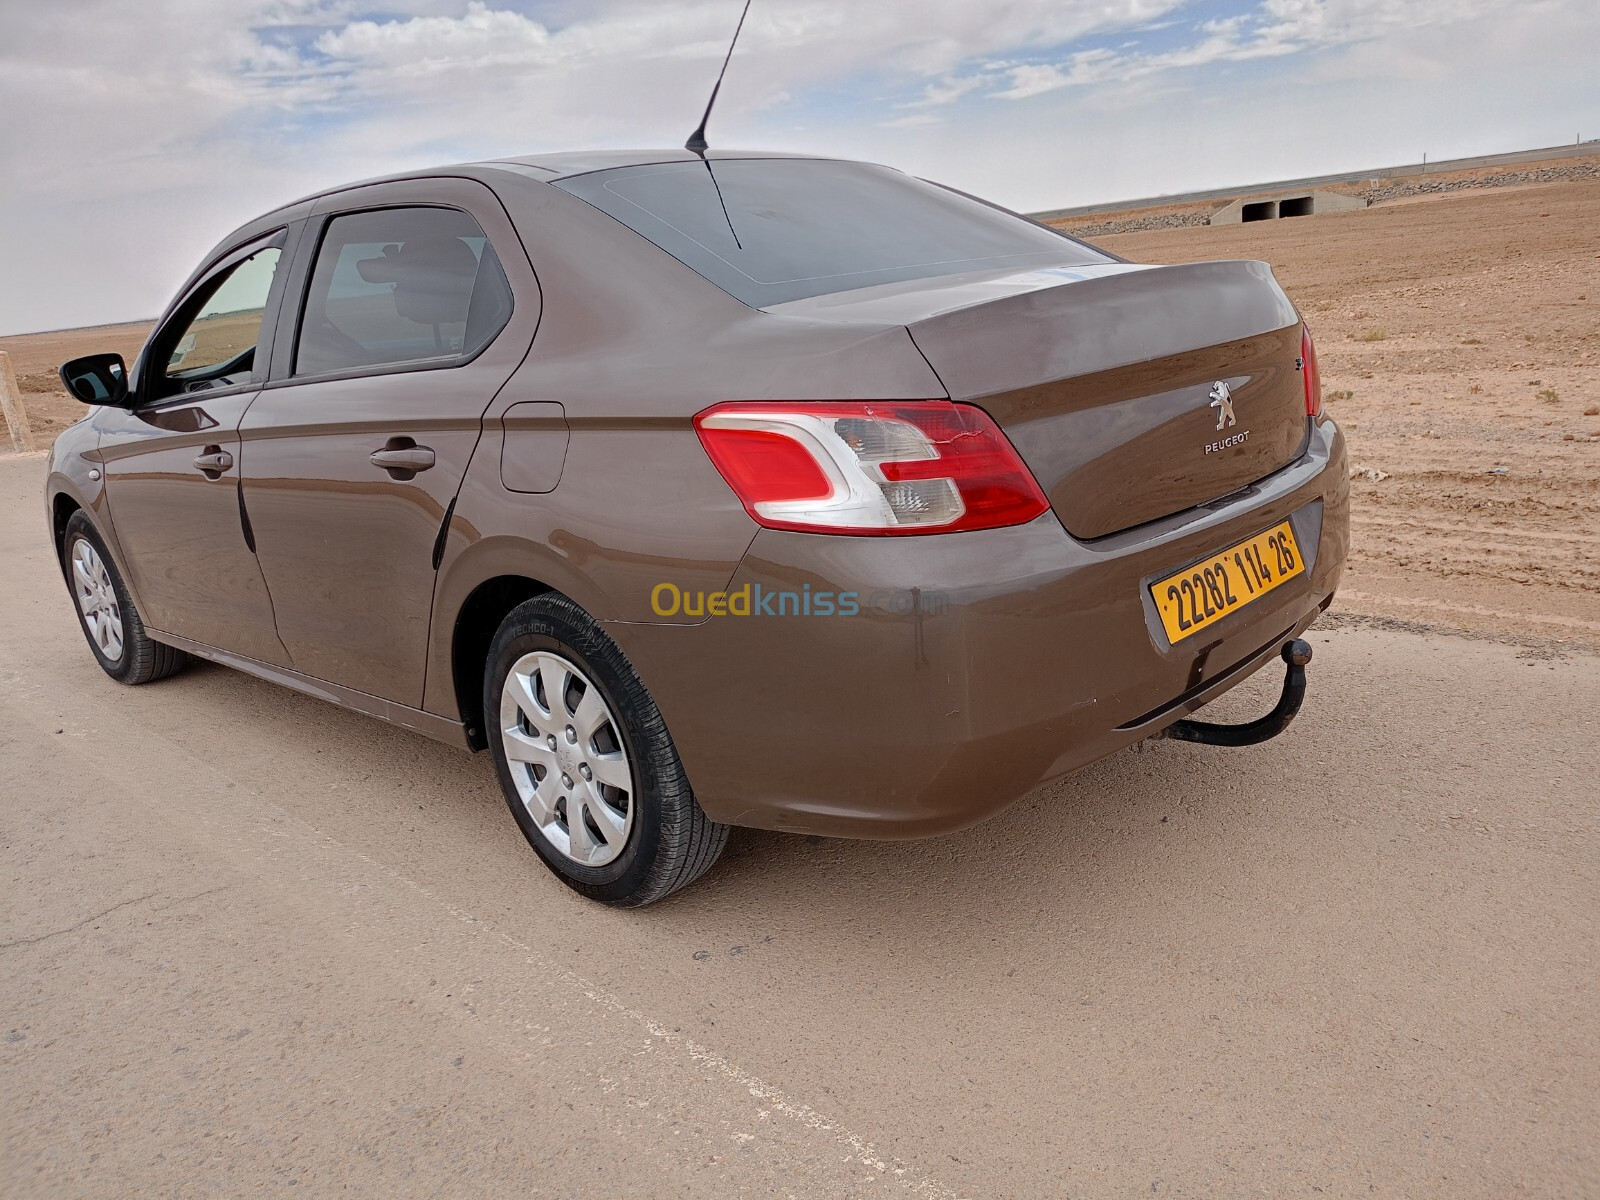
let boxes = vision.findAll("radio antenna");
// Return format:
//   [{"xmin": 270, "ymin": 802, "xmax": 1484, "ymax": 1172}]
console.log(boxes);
[{"xmin": 685, "ymin": 0, "xmax": 753, "ymax": 154}]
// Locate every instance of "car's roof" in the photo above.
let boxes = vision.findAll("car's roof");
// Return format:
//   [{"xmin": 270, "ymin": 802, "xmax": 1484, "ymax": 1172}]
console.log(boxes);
[
  {"xmin": 264, "ymin": 148, "xmax": 838, "ymax": 220},
  {"xmin": 487, "ymin": 148, "xmax": 830, "ymax": 179},
  {"xmin": 195, "ymin": 148, "xmax": 866, "ymax": 297}
]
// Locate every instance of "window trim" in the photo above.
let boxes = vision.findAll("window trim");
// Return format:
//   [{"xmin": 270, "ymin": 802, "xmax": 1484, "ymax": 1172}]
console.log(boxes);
[
  {"xmin": 269, "ymin": 201, "xmax": 515, "ymax": 390},
  {"xmin": 133, "ymin": 227, "xmax": 294, "ymax": 410}
]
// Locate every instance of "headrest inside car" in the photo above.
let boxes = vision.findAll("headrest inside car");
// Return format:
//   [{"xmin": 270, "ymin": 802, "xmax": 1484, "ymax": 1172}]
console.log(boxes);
[
  {"xmin": 354, "ymin": 237, "xmax": 480, "ymax": 327},
  {"xmin": 355, "ymin": 244, "xmax": 404, "ymax": 285}
]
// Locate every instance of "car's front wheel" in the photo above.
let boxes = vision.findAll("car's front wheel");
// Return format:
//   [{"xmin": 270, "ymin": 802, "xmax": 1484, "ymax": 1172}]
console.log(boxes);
[
  {"xmin": 484, "ymin": 593, "xmax": 728, "ymax": 906},
  {"xmin": 62, "ymin": 511, "xmax": 188, "ymax": 685}
]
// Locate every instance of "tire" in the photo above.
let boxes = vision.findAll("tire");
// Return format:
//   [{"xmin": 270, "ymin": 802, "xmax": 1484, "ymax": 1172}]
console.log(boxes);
[
  {"xmin": 62, "ymin": 511, "xmax": 189, "ymax": 685},
  {"xmin": 484, "ymin": 593, "xmax": 728, "ymax": 906}
]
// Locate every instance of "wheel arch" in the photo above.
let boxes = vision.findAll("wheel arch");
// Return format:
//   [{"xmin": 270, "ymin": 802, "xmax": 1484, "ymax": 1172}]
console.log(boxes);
[
  {"xmin": 50, "ymin": 490, "xmax": 83, "ymax": 565},
  {"xmin": 427, "ymin": 533, "xmax": 629, "ymax": 748},
  {"xmin": 448, "ymin": 574, "xmax": 555, "ymax": 750}
]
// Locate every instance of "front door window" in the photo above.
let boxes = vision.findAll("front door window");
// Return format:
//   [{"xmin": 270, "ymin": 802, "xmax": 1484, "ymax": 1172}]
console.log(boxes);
[{"xmin": 154, "ymin": 246, "xmax": 282, "ymax": 399}]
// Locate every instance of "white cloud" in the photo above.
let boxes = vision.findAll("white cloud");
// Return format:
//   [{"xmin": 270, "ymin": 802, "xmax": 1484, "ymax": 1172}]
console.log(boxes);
[
  {"xmin": 992, "ymin": 50, "xmax": 1121, "ymax": 99},
  {"xmin": 904, "ymin": 75, "xmax": 987, "ymax": 110}
]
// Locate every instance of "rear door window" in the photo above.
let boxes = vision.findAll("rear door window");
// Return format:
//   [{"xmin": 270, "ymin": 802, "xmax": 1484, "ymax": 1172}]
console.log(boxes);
[
  {"xmin": 554, "ymin": 158, "xmax": 1112, "ymax": 307},
  {"xmin": 294, "ymin": 207, "xmax": 513, "ymax": 377}
]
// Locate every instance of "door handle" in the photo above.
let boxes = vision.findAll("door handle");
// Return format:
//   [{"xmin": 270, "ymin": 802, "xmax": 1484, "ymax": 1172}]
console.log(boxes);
[
  {"xmin": 193, "ymin": 447, "xmax": 234, "ymax": 477},
  {"xmin": 370, "ymin": 440, "xmax": 436, "ymax": 480}
]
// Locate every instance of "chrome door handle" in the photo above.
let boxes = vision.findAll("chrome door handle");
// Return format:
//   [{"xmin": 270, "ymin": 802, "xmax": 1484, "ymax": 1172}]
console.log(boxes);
[
  {"xmin": 193, "ymin": 447, "xmax": 234, "ymax": 476},
  {"xmin": 370, "ymin": 442, "xmax": 435, "ymax": 479}
]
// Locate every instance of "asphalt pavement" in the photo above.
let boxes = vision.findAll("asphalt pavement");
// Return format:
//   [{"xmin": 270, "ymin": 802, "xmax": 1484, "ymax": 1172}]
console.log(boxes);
[{"xmin": 4, "ymin": 451, "xmax": 1596, "ymax": 1198}]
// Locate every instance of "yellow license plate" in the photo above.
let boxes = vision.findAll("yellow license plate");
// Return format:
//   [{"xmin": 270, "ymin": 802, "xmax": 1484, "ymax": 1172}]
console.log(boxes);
[{"xmin": 1151, "ymin": 520, "xmax": 1304, "ymax": 644}]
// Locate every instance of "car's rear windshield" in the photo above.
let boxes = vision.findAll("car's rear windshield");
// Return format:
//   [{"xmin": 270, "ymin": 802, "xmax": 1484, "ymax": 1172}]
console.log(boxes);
[{"xmin": 553, "ymin": 158, "xmax": 1111, "ymax": 307}]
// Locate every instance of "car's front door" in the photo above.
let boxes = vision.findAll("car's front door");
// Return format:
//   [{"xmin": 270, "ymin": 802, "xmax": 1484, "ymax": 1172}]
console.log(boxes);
[
  {"xmin": 97, "ymin": 232, "xmax": 296, "ymax": 665},
  {"xmin": 239, "ymin": 179, "xmax": 534, "ymax": 705}
]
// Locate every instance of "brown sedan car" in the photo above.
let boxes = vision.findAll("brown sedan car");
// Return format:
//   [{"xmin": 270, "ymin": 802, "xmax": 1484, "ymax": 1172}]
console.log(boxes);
[{"xmin": 47, "ymin": 150, "xmax": 1347, "ymax": 905}]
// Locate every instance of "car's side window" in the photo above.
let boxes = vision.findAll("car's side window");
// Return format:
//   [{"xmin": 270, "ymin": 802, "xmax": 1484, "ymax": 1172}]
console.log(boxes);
[
  {"xmin": 293, "ymin": 206, "xmax": 513, "ymax": 379},
  {"xmin": 152, "ymin": 246, "xmax": 283, "ymax": 399}
]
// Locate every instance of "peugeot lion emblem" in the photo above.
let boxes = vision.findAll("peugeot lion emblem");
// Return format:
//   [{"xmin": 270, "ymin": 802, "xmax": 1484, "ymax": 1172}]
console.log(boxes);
[{"xmin": 1208, "ymin": 380, "xmax": 1237, "ymax": 430}]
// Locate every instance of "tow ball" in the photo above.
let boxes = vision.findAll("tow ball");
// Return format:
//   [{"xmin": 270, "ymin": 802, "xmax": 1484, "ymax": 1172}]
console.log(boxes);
[{"xmin": 1160, "ymin": 639, "xmax": 1313, "ymax": 747}]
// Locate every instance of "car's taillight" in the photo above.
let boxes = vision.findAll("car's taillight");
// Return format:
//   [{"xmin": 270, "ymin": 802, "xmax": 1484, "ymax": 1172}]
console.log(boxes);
[
  {"xmin": 693, "ymin": 401, "xmax": 1050, "ymax": 535},
  {"xmin": 1301, "ymin": 323, "xmax": 1322, "ymax": 419}
]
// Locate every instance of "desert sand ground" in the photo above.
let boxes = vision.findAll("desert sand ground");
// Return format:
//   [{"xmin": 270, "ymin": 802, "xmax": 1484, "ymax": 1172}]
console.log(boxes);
[
  {"xmin": 0, "ymin": 320, "xmax": 153, "ymax": 443},
  {"xmin": 5, "ymin": 177, "xmax": 1596, "ymax": 647}
]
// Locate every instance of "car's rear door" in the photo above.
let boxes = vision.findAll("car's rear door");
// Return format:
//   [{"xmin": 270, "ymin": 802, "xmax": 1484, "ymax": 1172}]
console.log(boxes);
[
  {"xmin": 96, "ymin": 229, "xmax": 298, "ymax": 666},
  {"xmin": 238, "ymin": 178, "xmax": 537, "ymax": 705}
]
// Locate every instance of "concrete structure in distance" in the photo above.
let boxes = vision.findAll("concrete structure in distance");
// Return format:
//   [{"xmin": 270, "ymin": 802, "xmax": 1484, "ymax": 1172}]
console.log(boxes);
[
  {"xmin": 1027, "ymin": 140, "xmax": 1599, "ymax": 222},
  {"xmin": 1209, "ymin": 189, "xmax": 1367, "ymax": 225}
]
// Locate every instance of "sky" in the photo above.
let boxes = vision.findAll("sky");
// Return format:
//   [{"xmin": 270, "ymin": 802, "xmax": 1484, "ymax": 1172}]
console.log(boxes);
[{"xmin": 1, "ymin": 0, "xmax": 1595, "ymax": 335}]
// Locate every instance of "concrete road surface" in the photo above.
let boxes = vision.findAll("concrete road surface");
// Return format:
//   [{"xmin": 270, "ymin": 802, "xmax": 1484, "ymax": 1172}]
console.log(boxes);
[{"xmin": 3, "ymin": 452, "xmax": 1597, "ymax": 1199}]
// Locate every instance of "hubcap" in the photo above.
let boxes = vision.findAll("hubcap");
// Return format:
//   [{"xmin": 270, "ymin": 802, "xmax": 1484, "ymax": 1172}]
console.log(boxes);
[
  {"xmin": 499, "ymin": 651, "xmax": 634, "ymax": 867},
  {"xmin": 71, "ymin": 539, "xmax": 124, "ymax": 663}
]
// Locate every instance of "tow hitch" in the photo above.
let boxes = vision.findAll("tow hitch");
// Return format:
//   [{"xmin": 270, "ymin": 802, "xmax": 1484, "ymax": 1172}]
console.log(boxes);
[{"xmin": 1161, "ymin": 639, "xmax": 1313, "ymax": 747}]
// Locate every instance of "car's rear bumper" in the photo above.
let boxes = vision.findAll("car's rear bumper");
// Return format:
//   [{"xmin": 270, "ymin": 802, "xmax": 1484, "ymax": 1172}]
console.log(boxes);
[{"xmin": 606, "ymin": 418, "xmax": 1348, "ymax": 839}]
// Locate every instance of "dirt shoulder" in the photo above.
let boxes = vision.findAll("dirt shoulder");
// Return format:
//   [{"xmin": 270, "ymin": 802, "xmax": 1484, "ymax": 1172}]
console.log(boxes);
[{"xmin": 1097, "ymin": 179, "xmax": 1600, "ymax": 648}]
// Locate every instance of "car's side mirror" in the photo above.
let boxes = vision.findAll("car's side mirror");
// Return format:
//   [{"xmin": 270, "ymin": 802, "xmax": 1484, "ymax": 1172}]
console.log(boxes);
[{"xmin": 59, "ymin": 353, "xmax": 131, "ymax": 408}]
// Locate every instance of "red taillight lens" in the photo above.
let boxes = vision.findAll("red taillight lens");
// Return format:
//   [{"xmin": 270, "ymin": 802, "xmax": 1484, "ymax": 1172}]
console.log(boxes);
[
  {"xmin": 693, "ymin": 401, "xmax": 1050, "ymax": 535},
  {"xmin": 691, "ymin": 427, "xmax": 832, "ymax": 504},
  {"xmin": 1301, "ymin": 323, "xmax": 1322, "ymax": 418}
]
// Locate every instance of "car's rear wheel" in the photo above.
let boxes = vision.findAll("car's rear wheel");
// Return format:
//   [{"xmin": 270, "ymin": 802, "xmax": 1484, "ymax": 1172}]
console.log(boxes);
[
  {"xmin": 484, "ymin": 593, "xmax": 728, "ymax": 906},
  {"xmin": 62, "ymin": 511, "xmax": 188, "ymax": 685}
]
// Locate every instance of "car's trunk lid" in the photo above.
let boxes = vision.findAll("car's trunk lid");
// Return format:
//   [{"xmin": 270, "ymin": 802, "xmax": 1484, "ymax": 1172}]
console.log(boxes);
[{"xmin": 771, "ymin": 259, "xmax": 1307, "ymax": 540}]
